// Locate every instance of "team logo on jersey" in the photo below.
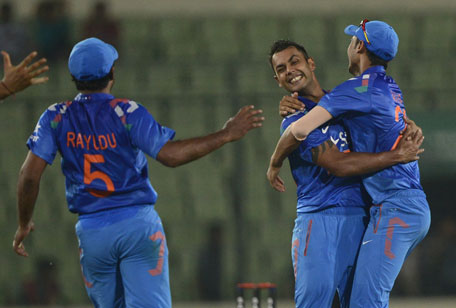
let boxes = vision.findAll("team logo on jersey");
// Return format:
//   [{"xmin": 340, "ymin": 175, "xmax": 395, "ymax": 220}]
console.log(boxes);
[{"xmin": 355, "ymin": 74, "xmax": 370, "ymax": 93}]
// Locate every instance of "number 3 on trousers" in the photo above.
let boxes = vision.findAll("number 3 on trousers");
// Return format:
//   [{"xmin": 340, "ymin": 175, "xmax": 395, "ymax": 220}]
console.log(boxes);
[{"xmin": 84, "ymin": 154, "xmax": 115, "ymax": 197}]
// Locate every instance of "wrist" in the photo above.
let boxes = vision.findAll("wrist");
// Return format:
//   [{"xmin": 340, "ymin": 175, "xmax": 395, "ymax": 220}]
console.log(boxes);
[
  {"xmin": 1, "ymin": 80, "xmax": 15, "ymax": 98},
  {"xmin": 389, "ymin": 148, "xmax": 403, "ymax": 164},
  {"xmin": 270, "ymin": 156, "xmax": 283, "ymax": 168},
  {"xmin": 219, "ymin": 127, "xmax": 233, "ymax": 143}
]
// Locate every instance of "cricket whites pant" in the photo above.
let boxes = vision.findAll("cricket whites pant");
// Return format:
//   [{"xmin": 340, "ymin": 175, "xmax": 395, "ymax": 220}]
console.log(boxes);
[
  {"xmin": 350, "ymin": 190, "xmax": 431, "ymax": 308},
  {"xmin": 76, "ymin": 205, "xmax": 171, "ymax": 308},
  {"xmin": 291, "ymin": 206, "xmax": 368, "ymax": 308}
]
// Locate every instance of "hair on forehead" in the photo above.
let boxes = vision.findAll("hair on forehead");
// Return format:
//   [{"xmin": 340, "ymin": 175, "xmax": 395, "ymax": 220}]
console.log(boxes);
[{"xmin": 269, "ymin": 40, "xmax": 310, "ymax": 67}]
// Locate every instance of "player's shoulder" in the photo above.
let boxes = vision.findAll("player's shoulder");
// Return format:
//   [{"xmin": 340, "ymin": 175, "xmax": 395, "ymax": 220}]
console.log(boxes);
[
  {"xmin": 280, "ymin": 111, "xmax": 306, "ymax": 133},
  {"xmin": 108, "ymin": 98, "xmax": 142, "ymax": 114},
  {"xmin": 46, "ymin": 100, "xmax": 73, "ymax": 115},
  {"xmin": 330, "ymin": 74, "xmax": 370, "ymax": 95}
]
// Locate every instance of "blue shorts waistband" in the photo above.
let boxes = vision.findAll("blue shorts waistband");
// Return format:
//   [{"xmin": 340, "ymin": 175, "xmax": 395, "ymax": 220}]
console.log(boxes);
[
  {"xmin": 298, "ymin": 206, "xmax": 368, "ymax": 216},
  {"xmin": 78, "ymin": 204, "xmax": 154, "ymax": 228}
]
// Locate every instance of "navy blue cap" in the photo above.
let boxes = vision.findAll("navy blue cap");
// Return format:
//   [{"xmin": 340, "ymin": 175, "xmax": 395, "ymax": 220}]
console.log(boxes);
[
  {"xmin": 344, "ymin": 20, "xmax": 399, "ymax": 61},
  {"xmin": 68, "ymin": 37, "xmax": 118, "ymax": 81}
]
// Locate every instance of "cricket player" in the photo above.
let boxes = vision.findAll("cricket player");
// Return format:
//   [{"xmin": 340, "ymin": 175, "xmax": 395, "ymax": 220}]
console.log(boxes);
[
  {"xmin": 268, "ymin": 21, "xmax": 431, "ymax": 308},
  {"xmin": 268, "ymin": 40, "xmax": 424, "ymax": 308},
  {"xmin": 12, "ymin": 37, "xmax": 264, "ymax": 308},
  {"xmin": 0, "ymin": 50, "xmax": 48, "ymax": 99}
]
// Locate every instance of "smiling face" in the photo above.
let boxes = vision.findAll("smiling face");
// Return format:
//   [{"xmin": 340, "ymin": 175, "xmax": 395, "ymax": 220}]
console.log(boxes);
[{"xmin": 271, "ymin": 46, "xmax": 316, "ymax": 94}]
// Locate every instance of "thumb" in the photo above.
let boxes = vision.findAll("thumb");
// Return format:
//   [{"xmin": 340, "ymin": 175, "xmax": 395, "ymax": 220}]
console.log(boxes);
[{"xmin": 292, "ymin": 92, "xmax": 298, "ymax": 98}]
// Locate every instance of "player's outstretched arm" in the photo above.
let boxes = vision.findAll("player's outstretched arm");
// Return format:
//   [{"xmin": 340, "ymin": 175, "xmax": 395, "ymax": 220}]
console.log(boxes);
[
  {"xmin": 0, "ymin": 51, "xmax": 49, "ymax": 100},
  {"xmin": 13, "ymin": 151, "xmax": 48, "ymax": 257},
  {"xmin": 312, "ymin": 127, "xmax": 424, "ymax": 177},
  {"xmin": 156, "ymin": 105, "xmax": 264, "ymax": 167}
]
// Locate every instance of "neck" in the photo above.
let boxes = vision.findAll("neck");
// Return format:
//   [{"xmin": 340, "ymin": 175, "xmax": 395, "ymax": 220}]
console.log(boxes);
[
  {"xmin": 357, "ymin": 54, "xmax": 376, "ymax": 76},
  {"xmin": 80, "ymin": 80, "xmax": 113, "ymax": 95},
  {"xmin": 297, "ymin": 78, "xmax": 325, "ymax": 102}
]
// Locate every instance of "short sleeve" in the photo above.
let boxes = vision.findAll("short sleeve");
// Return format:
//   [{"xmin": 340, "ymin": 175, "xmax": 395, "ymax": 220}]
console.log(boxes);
[
  {"xmin": 318, "ymin": 80, "xmax": 372, "ymax": 118},
  {"xmin": 26, "ymin": 110, "xmax": 58, "ymax": 164},
  {"xmin": 281, "ymin": 112, "xmax": 330, "ymax": 164},
  {"xmin": 127, "ymin": 105, "xmax": 175, "ymax": 159}
]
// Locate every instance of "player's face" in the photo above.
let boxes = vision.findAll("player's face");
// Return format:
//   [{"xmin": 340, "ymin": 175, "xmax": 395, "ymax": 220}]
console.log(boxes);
[
  {"xmin": 347, "ymin": 36, "xmax": 361, "ymax": 76},
  {"xmin": 272, "ymin": 47, "xmax": 315, "ymax": 94}
]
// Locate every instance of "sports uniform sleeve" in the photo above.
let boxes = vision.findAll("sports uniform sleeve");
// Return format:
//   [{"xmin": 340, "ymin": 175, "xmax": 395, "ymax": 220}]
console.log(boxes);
[
  {"xmin": 127, "ymin": 104, "xmax": 175, "ymax": 159},
  {"xmin": 281, "ymin": 112, "xmax": 330, "ymax": 164},
  {"xmin": 26, "ymin": 110, "xmax": 58, "ymax": 164},
  {"xmin": 318, "ymin": 80, "xmax": 372, "ymax": 118}
]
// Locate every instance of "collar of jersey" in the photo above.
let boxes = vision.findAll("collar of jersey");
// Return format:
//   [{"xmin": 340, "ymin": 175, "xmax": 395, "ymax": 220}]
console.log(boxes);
[
  {"xmin": 297, "ymin": 89, "xmax": 328, "ymax": 111},
  {"xmin": 74, "ymin": 92, "xmax": 115, "ymax": 102},
  {"xmin": 361, "ymin": 65, "xmax": 386, "ymax": 76}
]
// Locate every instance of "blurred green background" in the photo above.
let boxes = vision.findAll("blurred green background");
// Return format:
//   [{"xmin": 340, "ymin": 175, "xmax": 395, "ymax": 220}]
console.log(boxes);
[{"xmin": 0, "ymin": 0, "xmax": 455, "ymax": 306}]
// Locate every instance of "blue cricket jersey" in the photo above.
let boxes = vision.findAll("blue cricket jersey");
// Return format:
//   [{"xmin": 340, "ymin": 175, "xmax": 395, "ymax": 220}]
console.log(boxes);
[
  {"xmin": 27, "ymin": 93, "xmax": 175, "ymax": 214},
  {"xmin": 318, "ymin": 66, "xmax": 424, "ymax": 205},
  {"xmin": 282, "ymin": 96, "xmax": 370, "ymax": 213}
]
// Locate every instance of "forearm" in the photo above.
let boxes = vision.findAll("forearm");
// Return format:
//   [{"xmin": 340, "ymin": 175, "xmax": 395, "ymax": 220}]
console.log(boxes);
[
  {"xmin": 290, "ymin": 106, "xmax": 333, "ymax": 140},
  {"xmin": 158, "ymin": 129, "xmax": 231, "ymax": 167},
  {"xmin": 17, "ymin": 175, "xmax": 40, "ymax": 228},
  {"xmin": 270, "ymin": 126, "xmax": 301, "ymax": 168},
  {"xmin": 329, "ymin": 150, "xmax": 402, "ymax": 177}
]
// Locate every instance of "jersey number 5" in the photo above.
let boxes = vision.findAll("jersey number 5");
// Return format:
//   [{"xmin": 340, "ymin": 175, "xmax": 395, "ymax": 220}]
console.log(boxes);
[{"xmin": 84, "ymin": 154, "xmax": 115, "ymax": 197}]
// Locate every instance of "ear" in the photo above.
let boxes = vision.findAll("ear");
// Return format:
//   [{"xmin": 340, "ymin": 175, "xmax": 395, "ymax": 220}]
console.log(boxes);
[
  {"xmin": 273, "ymin": 74, "xmax": 282, "ymax": 88},
  {"xmin": 356, "ymin": 40, "xmax": 366, "ymax": 54},
  {"xmin": 307, "ymin": 57, "xmax": 316, "ymax": 71}
]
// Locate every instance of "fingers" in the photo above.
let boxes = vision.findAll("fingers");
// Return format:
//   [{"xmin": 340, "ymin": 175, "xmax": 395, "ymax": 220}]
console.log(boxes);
[
  {"xmin": 1, "ymin": 50, "xmax": 11, "ymax": 68},
  {"xmin": 27, "ymin": 58, "xmax": 48, "ymax": 74},
  {"xmin": 281, "ymin": 95, "xmax": 305, "ymax": 111},
  {"xmin": 30, "ymin": 76, "xmax": 50, "ymax": 85},
  {"xmin": 280, "ymin": 106, "xmax": 300, "ymax": 115},
  {"xmin": 240, "ymin": 105, "xmax": 265, "ymax": 126},
  {"xmin": 13, "ymin": 239, "xmax": 28, "ymax": 257},
  {"xmin": 274, "ymin": 175, "xmax": 286, "ymax": 192},
  {"xmin": 18, "ymin": 51, "xmax": 38, "ymax": 68}
]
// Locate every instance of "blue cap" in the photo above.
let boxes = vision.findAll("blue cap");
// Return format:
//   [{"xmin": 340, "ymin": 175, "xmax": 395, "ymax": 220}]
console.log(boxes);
[
  {"xmin": 68, "ymin": 37, "xmax": 118, "ymax": 81},
  {"xmin": 344, "ymin": 20, "xmax": 399, "ymax": 61}
]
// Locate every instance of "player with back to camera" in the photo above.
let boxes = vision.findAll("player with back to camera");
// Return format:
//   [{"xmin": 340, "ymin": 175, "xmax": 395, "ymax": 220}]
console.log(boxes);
[
  {"xmin": 268, "ymin": 20, "xmax": 431, "ymax": 308},
  {"xmin": 0, "ymin": 50, "xmax": 49, "ymax": 99},
  {"xmin": 268, "ymin": 39, "xmax": 424, "ymax": 308},
  {"xmin": 12, "ymin": 37, "xmax": 264, "ymax": 308}
]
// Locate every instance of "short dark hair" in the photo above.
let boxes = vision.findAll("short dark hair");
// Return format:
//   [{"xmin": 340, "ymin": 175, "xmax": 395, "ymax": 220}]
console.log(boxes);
[
  {"xmin": 269, "ymin": 40, "xmax": 310, "ymax": 71},
  {"xmin": 72, "ymin": 71, "xmax": 113, "ymax": 91},
  {"xmin": 355, "ymin": 38, "xmax": 389, "ymax": 70}
]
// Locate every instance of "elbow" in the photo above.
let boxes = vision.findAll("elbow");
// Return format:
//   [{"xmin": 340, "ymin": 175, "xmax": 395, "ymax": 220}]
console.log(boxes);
[
  {"xmin": 325, "ymin": 164, "xmax": 351, "ymax": 177},
  {"xmin": 157, "ymin": 153, "xmax": 184, "ymax": 168},
  {"xmin": 18, "ymin": 167, "xmax": 41, "ymax": 188},
  {"xmin": 160, "ymin": 157, "xmax": 180, "ymax": 168}
]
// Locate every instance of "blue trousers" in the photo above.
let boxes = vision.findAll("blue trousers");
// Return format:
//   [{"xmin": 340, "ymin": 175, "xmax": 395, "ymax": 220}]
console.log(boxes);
[
  {"xmin": 75, "ymin": 205, "xmax": 171, "ymax": 308},
  {"xmin": 350, "ymin": 190, "xmax": 430, "ymax": 308},
  {"xmin": 292, "ymin": 207, "xmax": 368, "ymax": 308}
]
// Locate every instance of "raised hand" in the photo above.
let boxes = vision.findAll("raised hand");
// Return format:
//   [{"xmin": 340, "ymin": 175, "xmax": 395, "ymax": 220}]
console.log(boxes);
[
  {"xmin": 222, "ymin": 105, "xmax": 264, "ymax": 142},
  {"xmin": 1, "ymin": 51, "xmax": 49, "ymax": 98}
]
